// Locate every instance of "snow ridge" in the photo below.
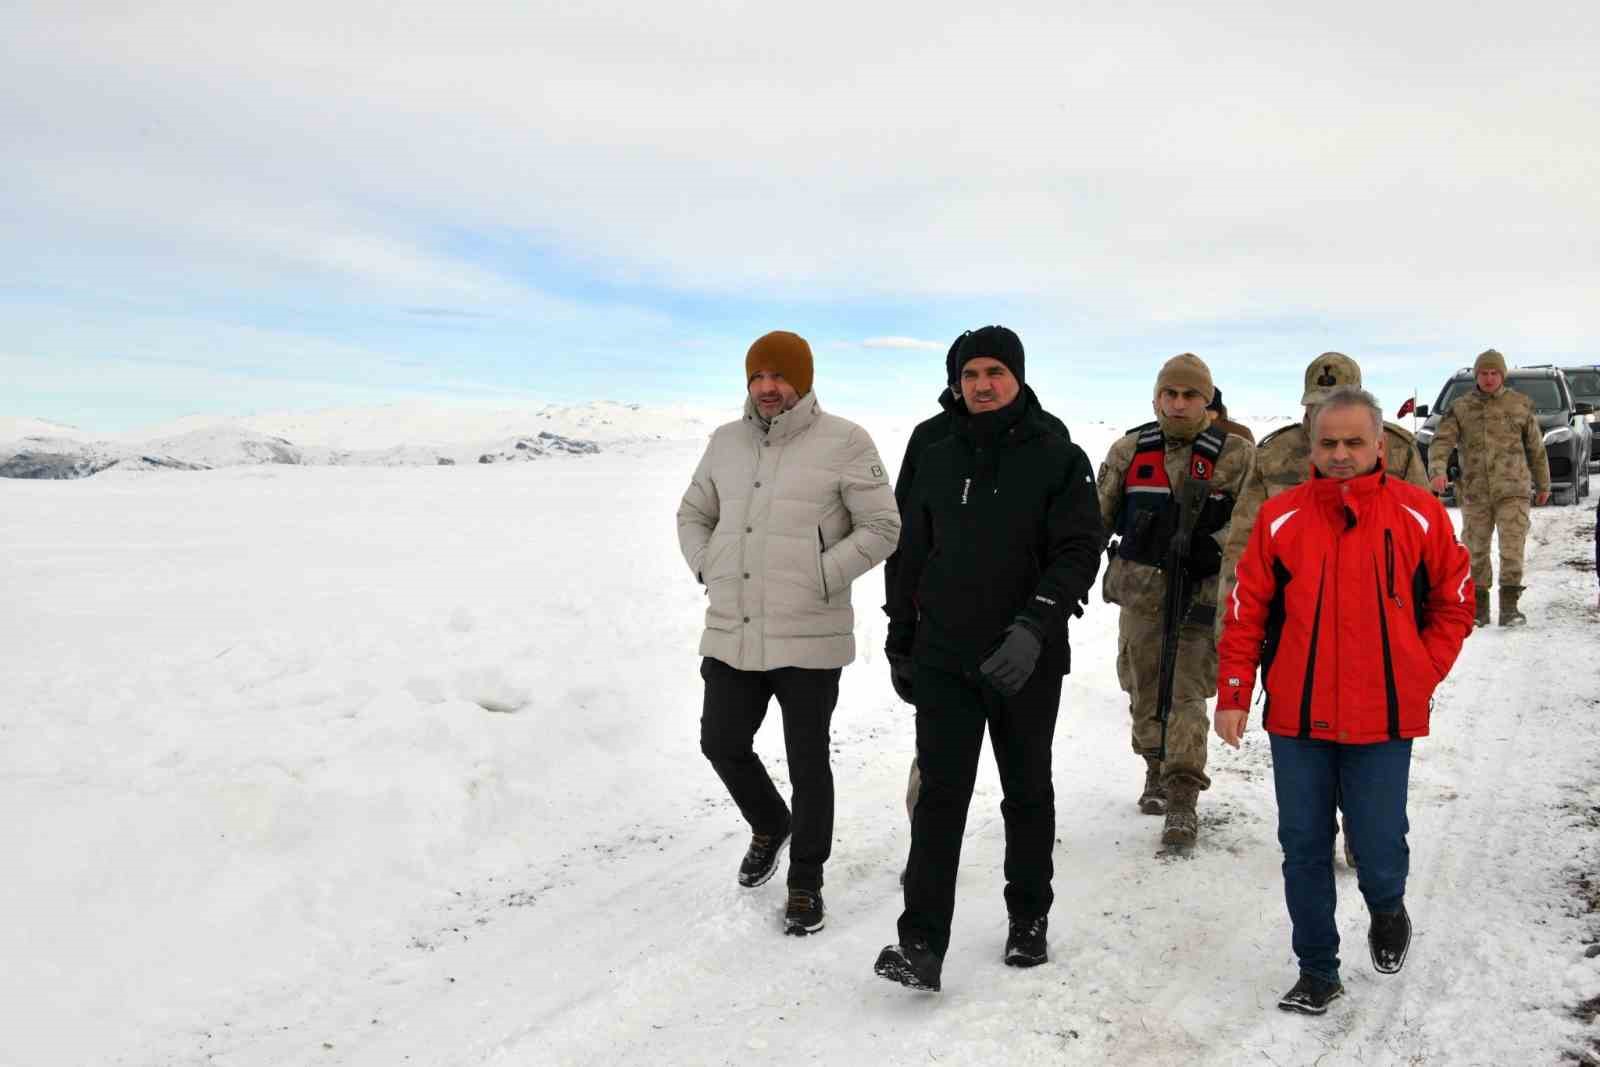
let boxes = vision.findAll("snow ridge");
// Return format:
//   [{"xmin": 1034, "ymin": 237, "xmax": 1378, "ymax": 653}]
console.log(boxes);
[{"xmin": 0, "ymin": 401, "xmax": 723, "ymax": 479}]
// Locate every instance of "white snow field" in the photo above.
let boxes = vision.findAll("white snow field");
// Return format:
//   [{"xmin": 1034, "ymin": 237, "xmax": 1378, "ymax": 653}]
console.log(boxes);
[{"xmin": 4, "ymin": 407, "xmax": 1599, "ymax": 1066}]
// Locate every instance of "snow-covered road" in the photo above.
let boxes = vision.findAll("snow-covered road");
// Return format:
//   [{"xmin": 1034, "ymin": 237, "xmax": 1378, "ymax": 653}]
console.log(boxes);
[{"xmin": 4, "ymin": 424, "xmax": 1598, "ymax": 1066}]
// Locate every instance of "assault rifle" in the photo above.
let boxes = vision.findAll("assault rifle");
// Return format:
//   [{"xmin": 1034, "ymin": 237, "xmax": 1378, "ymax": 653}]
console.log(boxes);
[{"xmin": 1150, "ymin": 478, "xmax": 1212, "ymax": 762}]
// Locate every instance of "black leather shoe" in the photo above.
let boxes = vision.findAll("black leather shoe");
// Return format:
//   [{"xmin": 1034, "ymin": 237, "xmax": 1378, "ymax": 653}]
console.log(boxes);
[
  {"xmin": 1277, "ymin": 973, "xmax": 1345, "ymax": 1015},
  {"xmin": 1003, "ymin": 915, "xmax": 1048, "ymax": 967},
  {"xmin": 1369, "ymin": 904, "xmax": 1411, "ymax": 974}
]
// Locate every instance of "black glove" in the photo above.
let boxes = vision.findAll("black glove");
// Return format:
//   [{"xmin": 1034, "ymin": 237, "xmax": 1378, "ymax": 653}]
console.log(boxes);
[
  {"xmin": 887, "ymin": 651, "xmax": 916, "ymax": 704},
  {"xmin": 978, "ymin": 623, "xmax": 1042, "ymax": 697},
  {"xmin": 1185, "ymin": 534, "xmax": 1222, "ymax": 579}
]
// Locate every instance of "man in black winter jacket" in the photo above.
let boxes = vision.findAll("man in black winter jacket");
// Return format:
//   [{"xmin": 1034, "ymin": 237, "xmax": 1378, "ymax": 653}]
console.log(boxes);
[
  {"xmin": 884, "ymin": 331, "xmax": 1072, "ymax": 827},
  {"xmin": 874, "ymin": 326, "xmax": 1104, "ymax": 992}
]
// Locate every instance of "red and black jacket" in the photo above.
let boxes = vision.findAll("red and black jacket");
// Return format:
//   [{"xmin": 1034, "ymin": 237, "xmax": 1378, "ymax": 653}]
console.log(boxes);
[{"xmin": 1217, "ymin": 465, "xmax": 1475, "ymax": 743}]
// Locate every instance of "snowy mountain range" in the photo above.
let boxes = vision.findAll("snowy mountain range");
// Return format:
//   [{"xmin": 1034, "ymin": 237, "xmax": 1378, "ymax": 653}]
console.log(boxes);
[{"xmin": 0, "ymin": 401, "xmax": 725, "ymax": 479}]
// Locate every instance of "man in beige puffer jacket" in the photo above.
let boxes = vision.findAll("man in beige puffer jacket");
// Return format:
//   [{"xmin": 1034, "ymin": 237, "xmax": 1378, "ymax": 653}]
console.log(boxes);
[{"xmin": 677, "ymin": 330, "xmax": 900, "ymax": 936}]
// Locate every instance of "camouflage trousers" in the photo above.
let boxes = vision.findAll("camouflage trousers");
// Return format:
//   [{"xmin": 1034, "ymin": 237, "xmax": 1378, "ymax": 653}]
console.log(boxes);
[
  {"xmin": 1460, "ymin": 493, "xmax": 1530, "ymax": 588},
  {"xmin": 1116, "ymin": 611, "xmax": 1214, "ymax": 789}
]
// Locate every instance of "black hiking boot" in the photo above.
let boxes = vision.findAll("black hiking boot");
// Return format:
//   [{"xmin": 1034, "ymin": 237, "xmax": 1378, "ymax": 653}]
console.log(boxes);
[
  {"xmin": 875, "ymin": 940, "xmax": 942, "ymax": 991},
  {"xmin": 1369, "ymin": 904, "xmax": 1411, "ymax": 974},
  {"xmin": 783, "ymin": 888, "xmax": 825, "ymax": 936},
  {"xmin": 736, "ymin": 825, "xmax": 790, "ymax": 888},
  {"xmin": 1277, "ymin": 972, "xmax": 1345, "ymax": 1015},
  {"xmin": 1003, "ymin": 915, "xmax": 1048, "ymax": 967},
  {"xmin": 1138, "ymin": 756, "xmax": 1167, "ymax": 815}
]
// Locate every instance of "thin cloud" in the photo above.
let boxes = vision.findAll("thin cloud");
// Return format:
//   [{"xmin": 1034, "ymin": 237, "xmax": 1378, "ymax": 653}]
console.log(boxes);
[{"xmin": 861, "ymin": 337, "xmax": 944, "ymax": 351}]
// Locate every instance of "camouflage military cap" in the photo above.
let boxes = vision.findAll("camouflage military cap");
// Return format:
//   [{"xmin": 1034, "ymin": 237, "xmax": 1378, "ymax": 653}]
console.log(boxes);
[{"xmin": 1301, "ymin": 352, "xmax": 1363, "ymax": 405}]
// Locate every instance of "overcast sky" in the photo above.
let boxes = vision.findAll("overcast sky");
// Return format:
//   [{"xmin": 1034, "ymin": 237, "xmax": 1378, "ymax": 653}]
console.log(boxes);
[{"xmin": 4, "ymin": 1, "xmax": 1597, "ymax": 432}]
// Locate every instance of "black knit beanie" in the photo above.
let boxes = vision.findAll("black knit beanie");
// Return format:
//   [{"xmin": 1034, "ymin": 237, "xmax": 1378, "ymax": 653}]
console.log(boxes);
[{"xmin": 957, "ymin": 325, "xmax": 1024, "ymax": 385}]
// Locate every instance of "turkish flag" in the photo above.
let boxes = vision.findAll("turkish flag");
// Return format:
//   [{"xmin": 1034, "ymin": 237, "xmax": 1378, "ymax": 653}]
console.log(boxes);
[{"xmin": 1396, "ymin": 396, "xmax": 1416, "ymax": 418}]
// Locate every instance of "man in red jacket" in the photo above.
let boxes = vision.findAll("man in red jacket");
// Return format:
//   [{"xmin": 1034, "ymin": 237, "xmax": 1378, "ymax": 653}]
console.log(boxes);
[{"xmin": 1215, "ymin": 386, "xmax": 1474, "ymax": 1016}]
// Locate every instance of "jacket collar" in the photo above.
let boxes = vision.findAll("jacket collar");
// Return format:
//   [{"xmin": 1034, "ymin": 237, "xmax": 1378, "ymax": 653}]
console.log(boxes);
[
  {"xmin": 952, "ymin": 384, "xmax": 1044, "ymax": 445},
  {"xmin": 1310, "ymin": 462, "xmax": 1387, "ymax": 526},
  {"xmin": 938, "ymin": 388, "xmax": 966, "ymax": 416},
  {"xmin": 744, "ymin": 390, "xmax": 821, "ymax": 444}
]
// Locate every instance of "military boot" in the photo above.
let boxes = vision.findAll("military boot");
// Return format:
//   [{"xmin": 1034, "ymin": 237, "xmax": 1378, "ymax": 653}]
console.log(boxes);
[
  {"xmin": 1161, "ymin": 780, "xmax": 1200, "ymax": 850},
  {"xmin": 1473, "ymin": 588, "xmax": 1491, "ymax": 628},
  {"xmin": 1138, "ymin": 756, "xmax": 1167, "ymax": 815},
  {"xmin": 1498, "ymin": 585, "xmax": 1527, "ymax": 628}
]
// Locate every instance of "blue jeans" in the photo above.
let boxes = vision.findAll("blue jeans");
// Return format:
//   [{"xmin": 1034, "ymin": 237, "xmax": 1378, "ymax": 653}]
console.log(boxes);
[{"xmin": 1269, "ymin": 734, "xmax": 1413, "ymax": 982}]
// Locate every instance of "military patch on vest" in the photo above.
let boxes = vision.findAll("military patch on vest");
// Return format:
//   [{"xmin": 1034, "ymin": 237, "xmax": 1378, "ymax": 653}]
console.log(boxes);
[{"xmin": 870, "ymin": 463, "xmax": 885, "ymax": 480}]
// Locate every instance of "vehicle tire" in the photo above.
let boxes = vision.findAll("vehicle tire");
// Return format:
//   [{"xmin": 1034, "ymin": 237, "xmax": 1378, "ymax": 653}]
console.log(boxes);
[
  {"xmin": 1582, "ymin": 467, "xmax": 1591, "ymax": 501},
  {"xmin": 1555, "ymin": 485, "xmax": 1579, "ymax": 506}
]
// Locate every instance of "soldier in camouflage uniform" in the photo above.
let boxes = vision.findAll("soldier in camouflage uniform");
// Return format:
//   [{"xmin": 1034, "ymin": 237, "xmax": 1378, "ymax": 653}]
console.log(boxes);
[
  {"xmin": 1098, "ymin": 354, "xmax": 1253, "ymax": 849},
  {"xmin": 1427, "ymin": 348, "xmax": 1551, "ymax": 627},
  {"xmin": 1220, "ymin": 353, "xmax": 1430, "ymax": 603}
]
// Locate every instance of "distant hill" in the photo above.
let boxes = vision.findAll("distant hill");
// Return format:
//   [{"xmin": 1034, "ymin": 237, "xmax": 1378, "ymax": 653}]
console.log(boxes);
[{"xmin": 0, "ymin": 401, "xmax": 725, "ymax": 480}]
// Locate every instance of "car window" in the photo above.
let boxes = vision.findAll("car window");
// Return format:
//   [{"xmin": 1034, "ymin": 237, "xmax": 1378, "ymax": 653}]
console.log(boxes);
[
  {"xmin": 1564, "ymin": 370, "xmax": 1600, "ymax": 396},
  {"xmin": 1504, "ymin": 378, "xmax": 1565, "ymax": 412},
  {"xmin": 1433, "ymin": 379, "xmax": 1475, "ymax": 414}
]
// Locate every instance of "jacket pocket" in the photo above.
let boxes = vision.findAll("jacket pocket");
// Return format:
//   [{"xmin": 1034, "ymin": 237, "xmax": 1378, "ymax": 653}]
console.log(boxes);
[{"xmin": 816, "ymin": 526, "xmax": 830, "ymax": 600}]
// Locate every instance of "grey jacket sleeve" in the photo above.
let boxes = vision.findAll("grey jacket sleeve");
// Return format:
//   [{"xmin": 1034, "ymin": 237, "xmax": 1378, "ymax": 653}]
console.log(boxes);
[
  {"xmin": 822, "ymin": 426, "xmax": 902, "ymax": 594},
  {"xmin": 676, "ymin": 440, "xmax": 720, "ymax": 581}
]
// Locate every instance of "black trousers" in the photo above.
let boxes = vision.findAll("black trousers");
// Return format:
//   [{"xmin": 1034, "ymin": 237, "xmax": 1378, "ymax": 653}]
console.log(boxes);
[
  {"xmin": 899, "ymin": 662, "xmax": 1062, "ymax": 958},
  {"xmin": 699, "ymin": 657, "xmax": 841, "ymax": 891}
]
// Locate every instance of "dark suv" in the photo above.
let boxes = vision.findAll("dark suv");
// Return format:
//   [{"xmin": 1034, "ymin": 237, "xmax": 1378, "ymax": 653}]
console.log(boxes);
[
  {"xmin": 1414, "ymin": 366, "xmax": 1593, "ymax": 505},
  {"xmin": 1560, "ymin": 365, "xmax": 1600, "ymax": 471}
]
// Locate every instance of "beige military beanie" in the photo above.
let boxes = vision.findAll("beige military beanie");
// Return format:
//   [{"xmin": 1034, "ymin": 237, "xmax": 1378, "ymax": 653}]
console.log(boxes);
[
  {"xmin": 1153, "ymin": 353, "xmax": 1215, "ymax": 404},
  {"xmin": 1474, "ymin": 348, "xmax": 1508, "ymax": 376},
  {"xmin": 1301, "ymin": 352, "xmax": 1363, "ymax": 405}
]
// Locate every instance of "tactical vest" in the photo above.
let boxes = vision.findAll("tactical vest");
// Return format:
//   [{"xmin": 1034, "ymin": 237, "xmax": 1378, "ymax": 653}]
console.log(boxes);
[{"xmin": 1115, "ymin": 422, "xmax": 1233, "ymax": 568}]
